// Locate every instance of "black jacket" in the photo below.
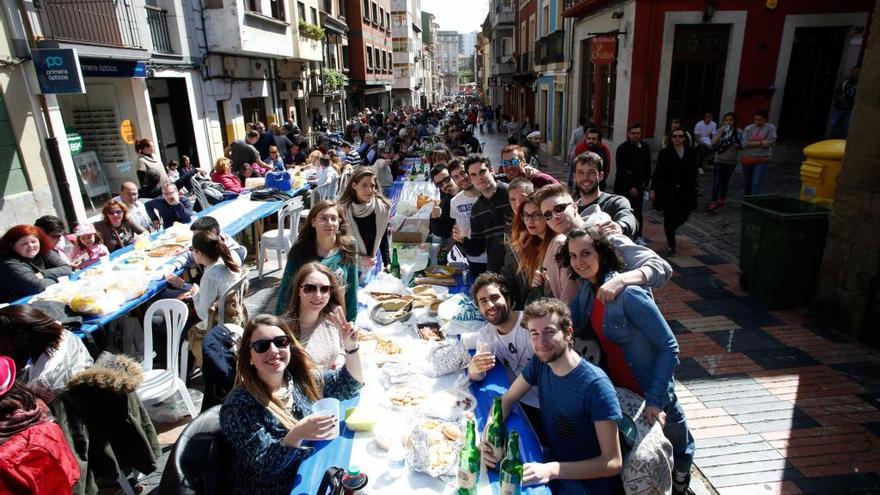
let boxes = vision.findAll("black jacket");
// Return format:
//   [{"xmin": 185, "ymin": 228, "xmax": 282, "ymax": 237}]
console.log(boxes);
[
  {"xmin": 0, "ymin": 251, "xmax": 71, "ymax": 303},
  {"xmin": 651, "ymin": 146, "xmax": 698, "ymax": 212},
  {"xmin": 429, "ymin": 192, "xmax": 456, "ymax": 238},
  {"xmin": 51, "ymin": 353, "xmax": 161, "ymax": 495},
  {"xmin": 614, "ymin": 140, "xmax": 652, "ymax": 195}
]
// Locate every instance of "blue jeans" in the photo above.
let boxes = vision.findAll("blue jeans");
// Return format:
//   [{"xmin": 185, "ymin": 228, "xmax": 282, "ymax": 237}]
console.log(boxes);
[
  {"xmin": 742, "ymin": 160, "xmax": 768, "ymax": 195},
  {"xmin": 664, "ymin": 394, "xmax": 695, "ymax": 475}
]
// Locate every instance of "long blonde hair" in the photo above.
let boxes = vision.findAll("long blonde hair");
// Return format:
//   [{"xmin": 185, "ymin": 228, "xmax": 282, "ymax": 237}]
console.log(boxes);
[{"xmin": 235, "ymin": 314, "xmax": 321, "ymax": 429}]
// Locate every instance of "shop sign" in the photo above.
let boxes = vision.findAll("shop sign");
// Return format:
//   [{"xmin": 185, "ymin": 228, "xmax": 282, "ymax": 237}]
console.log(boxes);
[
  {"xmin": 79, "ymin": 58, "xmax": 148, "ymax": 78},
  {"xmin": 591, "ymin": 36, "xmax": 617, "ymax": 65},
  {"xmin": 32, "ymin": 49, "xmax": 85, "ymax": 94},
  {"xmin": 120, "ymin": 120, "xmax": 136, "ymax": 144},
  {"xmin": 67, "ymin": 133, "xmax": 84, "ymax": 155}
]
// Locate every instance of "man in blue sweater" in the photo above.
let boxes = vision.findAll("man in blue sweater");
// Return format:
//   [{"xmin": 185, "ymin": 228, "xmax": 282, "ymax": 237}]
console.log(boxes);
[{"xmin": 146, "ymin": 182, "xmax": 194, "ymax": 230}]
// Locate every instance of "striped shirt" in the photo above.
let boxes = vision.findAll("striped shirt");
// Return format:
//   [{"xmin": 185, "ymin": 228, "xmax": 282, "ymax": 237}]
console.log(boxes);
[{"xmin": 344, "ymin": 149, "xmax": 362, "ymax": 166}]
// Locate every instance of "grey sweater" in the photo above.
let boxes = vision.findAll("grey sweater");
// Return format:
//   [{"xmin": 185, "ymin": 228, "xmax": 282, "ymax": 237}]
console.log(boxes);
[
  {"xmin": 0, "ymin": 251, "xmax": 72, "ymax": 303},
  {"xmin": 742, "ymin": 123, "xmax": 777, "ymax": 161}
]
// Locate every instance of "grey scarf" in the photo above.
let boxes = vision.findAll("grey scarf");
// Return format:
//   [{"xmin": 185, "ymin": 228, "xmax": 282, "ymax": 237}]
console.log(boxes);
[{"xmin": 344, "ymin": 196, "xmax": 390, "ymax": 257}]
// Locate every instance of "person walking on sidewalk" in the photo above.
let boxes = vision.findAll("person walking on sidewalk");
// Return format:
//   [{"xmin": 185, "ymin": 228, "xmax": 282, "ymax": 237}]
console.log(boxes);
[
  {"xmin": 614, "ymin": 123, "xmax": 652, "ymax": 243},
  {"xmin": 561, "ymin": 228, "xmax": 695, "ymax": 495},
  {"xmin": 709, "ymin": 112, "xmax": 742, "ymax": 211},
  {"xmin": 650, "ymin": 129, "xmax": 698, "ymax": 256},
  {"xmin": 741, "ymin": 109, "xmax": 777, "ymax": 195}
]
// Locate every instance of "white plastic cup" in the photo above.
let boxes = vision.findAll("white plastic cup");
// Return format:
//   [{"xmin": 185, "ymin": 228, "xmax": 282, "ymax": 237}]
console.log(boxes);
[{"xmin": 311, "ymin": 397, "xmax": 340, "ymax": 439}]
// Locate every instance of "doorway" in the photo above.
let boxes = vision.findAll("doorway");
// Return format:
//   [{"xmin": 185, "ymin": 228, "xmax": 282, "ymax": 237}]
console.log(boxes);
[
  {"xmin": 241, "ymin": 97, "xmax": 268, "ymax": 126},
  {"xmin": 540, "ymin": 88, "xmax": 548, "ymax": 139},
  {"xmin": 778, "ymin": 26, "xmax": 847, "ymax": 141},
  {"xmin": 666, "ymin": 24, "xmax": 730, "ymax": 132},
  {"xmin": 148, "ymin": 78, "xmax": 199, "ymax": 167}
]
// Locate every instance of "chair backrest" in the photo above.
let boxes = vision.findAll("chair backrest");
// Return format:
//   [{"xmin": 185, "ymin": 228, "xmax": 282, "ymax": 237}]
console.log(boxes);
[
  {"xmin": 190, "ymin": 178, "xmax": 211, "ymax": 211},
  {"xmin": 156, "ymin": 405, "xmax": 231, "ymax": 495},
  {"xmin": 311, "ymin": 180, "xmax": 334, "ymax": 204},
  {"xmin": 277, "ymin": 197, "xmax": 304, "ymax": 250},
  {"xmin": 216, "ymin": 270, "xmax": 250, "ymax": 326},
  {"xmin": 338, "ymin": 169, "xmax": 352, "ymax": 198},
  {"xmin": 143, "ymin": 299, "xmax": 189, "ymax": 375}
]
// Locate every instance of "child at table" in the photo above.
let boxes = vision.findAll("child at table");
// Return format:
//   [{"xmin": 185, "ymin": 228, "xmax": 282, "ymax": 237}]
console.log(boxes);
[{"xmin": 68, "ymin": 223, "xmax": 109, "ymax": 270}]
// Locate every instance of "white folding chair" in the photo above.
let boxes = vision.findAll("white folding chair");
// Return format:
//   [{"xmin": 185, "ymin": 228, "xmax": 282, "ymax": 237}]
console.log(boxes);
[
  {"xmin": 137, "ymin": 299, "xmax": 198, "ymax": 419},
  {"xmin": 338, "ymin": 169, "xmax": 352, "ymax": 198},
  {"xmin": 257, "ymin": 197, "xmax": 304, "ymax": 277}
]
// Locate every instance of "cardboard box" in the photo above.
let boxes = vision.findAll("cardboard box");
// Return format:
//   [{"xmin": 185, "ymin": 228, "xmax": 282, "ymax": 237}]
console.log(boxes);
[{"xmin": 392, "ymin": 217, "xmax": 429, "ymax": 243}]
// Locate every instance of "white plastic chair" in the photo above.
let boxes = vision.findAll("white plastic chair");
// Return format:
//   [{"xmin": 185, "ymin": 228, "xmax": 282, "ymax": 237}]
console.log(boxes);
[
  {"xmin": 338, "ymin": 169, "xmax": 352, "ymax": 198},
  {"xmin": 257, "ymin": 196, "xmax": 304, "ymax": 277},
  {"xmin": 137, "ymin": 299, "xmax": 198, "ymax": 419}
]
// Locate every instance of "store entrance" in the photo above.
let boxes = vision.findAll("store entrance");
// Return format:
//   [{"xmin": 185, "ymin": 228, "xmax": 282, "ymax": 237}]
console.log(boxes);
[{"xmin": 148, "ymin": 78, "xmax": 200, "ymax": 168}]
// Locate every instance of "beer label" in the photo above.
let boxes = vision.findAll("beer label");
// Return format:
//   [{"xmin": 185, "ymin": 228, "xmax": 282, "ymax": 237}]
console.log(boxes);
[
  {"xmin": 458, "ymin": 468, "xmax": 477, "ymax": 489},
  {"xmin": 500, "ymin": 474, "xmax": 522, "ymax": 495}
]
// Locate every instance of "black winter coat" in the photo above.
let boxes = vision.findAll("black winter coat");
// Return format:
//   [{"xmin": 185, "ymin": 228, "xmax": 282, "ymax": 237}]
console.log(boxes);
[{"xmin": 651, "ymin": 146, "xmax": 698, "ymax": 213}]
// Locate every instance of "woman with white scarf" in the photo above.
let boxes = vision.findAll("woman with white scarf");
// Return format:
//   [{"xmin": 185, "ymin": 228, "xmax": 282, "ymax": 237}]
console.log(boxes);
[{"xmin": 338, "ymin": 167, "xmax": 391, "ymax": 277}]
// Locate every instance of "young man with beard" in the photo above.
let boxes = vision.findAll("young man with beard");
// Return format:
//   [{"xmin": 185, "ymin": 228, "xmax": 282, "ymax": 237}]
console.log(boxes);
[
  {"xmin": 499, "ymin": 145, "xmax": 557, "ymax": 189},
  {"xmin": 467, "ymin": 273, "xmax": 543, "ymax": 440},
  {"xmin": 571, "ymin": 128, "xmax": 612, "ymax": 189},
  {"xmin": 429, "ymin": 164, "xmax": 458, "ymax": 247},
  {"xmin": 572, "ymin": 152, "xmax": 638, "ymax": 240},
  {"xmin": 481, "ymin": 298, "xmax": 622, "ymax": 495},
  {"xmin": 464, "ymin": 154, "xmax": 513, "ymax": 274},
  {"xmin": 450, "ymin": 159, "xmax": 488, "ymax": 275}
]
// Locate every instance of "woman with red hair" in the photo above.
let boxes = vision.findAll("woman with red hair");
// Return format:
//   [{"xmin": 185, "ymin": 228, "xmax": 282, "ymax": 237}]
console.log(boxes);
[{"xmin": 0, "ymin": 225, "xmax": 72, "ymax": 303}]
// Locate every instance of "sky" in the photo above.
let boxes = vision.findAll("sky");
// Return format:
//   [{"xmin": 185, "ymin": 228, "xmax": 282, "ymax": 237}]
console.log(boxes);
[{"xmin": 421, "ymin": 0, "xmax": 488, "ymax": 33}]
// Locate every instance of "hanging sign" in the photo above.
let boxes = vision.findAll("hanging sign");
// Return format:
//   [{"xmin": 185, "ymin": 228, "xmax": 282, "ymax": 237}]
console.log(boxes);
[
  {"xmin": 591, "ymin": 36, "xmax": 617, "ymax": 65},
  {"xmin": 32, "ymin": 49, "xmax": 85, "ymax": 94}
]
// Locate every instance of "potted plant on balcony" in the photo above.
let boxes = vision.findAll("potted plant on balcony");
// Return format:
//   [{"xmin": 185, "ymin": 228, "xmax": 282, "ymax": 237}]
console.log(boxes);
[
  {"xmin": 324, "ymin": 68, "xmax": 347, "ymax": 91},
  {"xmin": 298, "ymin": 21, "xmax": 326, "ymax": 40}
]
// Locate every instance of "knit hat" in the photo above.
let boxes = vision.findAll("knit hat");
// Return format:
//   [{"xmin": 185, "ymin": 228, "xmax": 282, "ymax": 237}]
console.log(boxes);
[{"xmin": 0, "ymin": 356, "xmax": 15, "ymax": 397}]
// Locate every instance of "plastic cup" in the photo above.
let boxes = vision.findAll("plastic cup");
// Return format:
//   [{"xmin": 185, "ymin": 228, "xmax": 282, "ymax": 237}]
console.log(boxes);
[{"xmin": 311, "ymin": 397, "xmax": 340, "ymax": 439}]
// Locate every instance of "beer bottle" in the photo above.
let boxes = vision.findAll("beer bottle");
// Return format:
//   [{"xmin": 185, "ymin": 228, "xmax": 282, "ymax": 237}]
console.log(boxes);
[
  {"xmin": 486, "ymin": 397, "xmax": 506, "ymax": 471},
  {"xmin": 499, "ymin": 431, "xmax": 523, "ymax": 495},
  {"xmin": 457, "ymin": 420, "xmax": 480, "ymax": 495},
  {"xmin": 390, "ymin": 247, "xmax": 401, "ymax": 278}
]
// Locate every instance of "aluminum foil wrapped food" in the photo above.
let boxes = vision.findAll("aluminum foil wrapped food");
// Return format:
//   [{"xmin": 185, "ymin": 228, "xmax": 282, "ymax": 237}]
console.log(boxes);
[
  {"xmin": 380, "ymin": 361, "xmax": 420, "ymax": 386},
  {"xmin": 405, "ymin": 417, "xmax": 463, "ymax": 480},
  {"xmin": 427, "ymin": 340, "xmax": 471, "ymax": 377}
]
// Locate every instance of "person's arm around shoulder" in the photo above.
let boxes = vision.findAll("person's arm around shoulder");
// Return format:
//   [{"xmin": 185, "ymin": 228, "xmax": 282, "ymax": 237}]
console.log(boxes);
[{"xmin": 609, "ymin": 234, "xmax": 673, "ymax": 289}]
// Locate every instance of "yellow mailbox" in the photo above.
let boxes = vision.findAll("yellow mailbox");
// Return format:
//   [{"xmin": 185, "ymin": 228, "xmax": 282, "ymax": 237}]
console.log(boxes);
[{"xmin": 800, "ymin": 139, "xmax": 845, "ymax": 208}]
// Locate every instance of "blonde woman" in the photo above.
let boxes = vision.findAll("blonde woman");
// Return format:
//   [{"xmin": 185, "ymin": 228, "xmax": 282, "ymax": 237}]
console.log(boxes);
[
  {"xmin": 220, "ymin": 314, "xmax": 362, "ymax": 495},
  {"xmin": 210, "ymin": 157, "xmax": 245, "ymax": 193}
]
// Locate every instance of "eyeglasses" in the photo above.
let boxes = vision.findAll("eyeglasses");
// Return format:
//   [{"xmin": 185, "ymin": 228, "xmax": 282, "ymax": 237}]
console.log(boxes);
[
  {"xmin": 522, "ymin": 211, "xmax": 544, "ymax": 222},
  {"xmin": 499, "ymin": 159, "xmax": 521, "ymax": 168},
  {"xmin": 434, "ymin": 175, "xmax": 452, "ymax": 188},
  {"xmin": 250, "ymin": 335, "xmax": 291, "ymax": 353},
  {"xmin": 542, "ymin": 202, "xmax": 572, "ymax": 221},
  {"xmin": 108, "ymin": 210, "xmax": 123, "ymax": 216},
  {"xmin": 302, "ymin": 283, "xmax": 333, "ymax": 295}
]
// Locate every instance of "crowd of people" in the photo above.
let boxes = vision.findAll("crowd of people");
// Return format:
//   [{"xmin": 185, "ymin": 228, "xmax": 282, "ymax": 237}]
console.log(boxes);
[{"xmin": 0, "ymin": 99, "xmax": 704, "ymax": 495}]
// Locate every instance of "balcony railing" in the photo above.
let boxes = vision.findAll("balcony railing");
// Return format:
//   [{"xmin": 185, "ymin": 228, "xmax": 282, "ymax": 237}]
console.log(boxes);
[
  {"xmin": 145, "ymin": 5, "xmax": 173, "ymax": 54},
  {"xmin": 34, "ymin": 0, "xmax": 141, "ymax": 48},
  {"xmin": 492, "ymin": 4, "xmax": 514, "ymax": 26},
  {"xmin": 534, "ymin": 31, "xmax": 565, "ymax": 66}
]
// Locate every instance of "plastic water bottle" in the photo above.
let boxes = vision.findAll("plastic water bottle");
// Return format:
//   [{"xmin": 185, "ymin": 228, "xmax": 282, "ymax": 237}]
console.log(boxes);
[
  {"xmin": 461, "ymin": 268, "xmax": 471, "ymax": 288},
  {"xmin": 387, "ymin": 440, "xmax": 406, "ymax": 479}
]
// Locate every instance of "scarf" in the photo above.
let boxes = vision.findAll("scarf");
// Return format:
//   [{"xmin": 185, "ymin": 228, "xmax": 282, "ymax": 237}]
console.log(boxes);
[
  {"xmin": 0, "ymin": 397, "xmax": 50, "ymax": 445},
  {"xmin": 344, "ymin": 196, "xmax": 390, "ymax": 258}
]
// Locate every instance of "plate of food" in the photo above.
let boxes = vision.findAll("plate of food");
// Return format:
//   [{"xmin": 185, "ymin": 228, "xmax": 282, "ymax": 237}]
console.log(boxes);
[
  {"xmin": 370, "ymin": 299, "xmax": 414, "ymax": 325},
  {"xmin": 387, "ymin": 384, "xmax": 428, "ymax": 409},
  {"xmin": 375, "ymin": 337, "xmax": 402, "ymax": 356},
  {"xmin": 146, "ymin": 244, "xmax": 187, "ymax": 258},
  {"xmin": 416, "ymin": 321, "xmax": 444, "ymax": 341}
]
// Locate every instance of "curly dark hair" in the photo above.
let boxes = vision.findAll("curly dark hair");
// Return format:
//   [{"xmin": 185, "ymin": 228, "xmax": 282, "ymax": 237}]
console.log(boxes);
[
  {"xmin": 556, "ymin": 228, "xmax": 625, "ymax": 281},
  {"xmin": 0, "ymin": 305, "xmax": 65, "ymax": 369},
  {"xmin": 0, "ymin": 382, "xmax": 39, "ymax": 420},
  {"xmin": 470, "ymin": 272, "xmax": 511, "ymax": 306}
]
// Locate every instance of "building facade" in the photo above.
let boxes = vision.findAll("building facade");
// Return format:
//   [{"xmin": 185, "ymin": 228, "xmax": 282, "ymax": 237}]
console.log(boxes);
[
  {"xmin": 344, "ymin": 0, "xmax": 393, "ymax": 113},
  {"xmin": 488, "ymin": 0, "xmax": 516, "ymax": 112},
  {"xmin": 390, "ymin": 0, "xmax": 422, "ymax": 107},
  {"xmin": 511, "ymin": 0, "xmax": 537, "ymax": 125},
  {"xmin": 437, "ymin": 30, "xmax": 460, "ymax": 94}
]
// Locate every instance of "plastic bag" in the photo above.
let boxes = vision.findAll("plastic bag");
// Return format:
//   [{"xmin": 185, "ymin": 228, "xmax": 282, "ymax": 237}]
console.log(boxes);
[{"xmin": 437, "ymin": 294, "xmax": 485, "ymax": 335}]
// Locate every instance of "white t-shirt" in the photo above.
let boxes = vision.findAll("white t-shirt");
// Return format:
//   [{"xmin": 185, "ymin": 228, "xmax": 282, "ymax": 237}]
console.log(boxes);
[
  {"xmin": 694, "ymin": 120, "xmax": 717, "ymax": 147},
  {"xmin": 450, "ymin": 190, "xmax": 487, "ymax": 264},
  {"xmin": 477, "ymin": 313, "xmax": 539, "ymax": 408}
]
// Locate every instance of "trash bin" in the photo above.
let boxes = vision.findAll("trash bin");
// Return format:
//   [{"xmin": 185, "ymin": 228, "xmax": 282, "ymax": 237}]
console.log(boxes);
[
  {"xmin": 740, "ymin": 195, "xmax": 830, "ymax": 309},
  {"xmin": 800, "ymin": 139, "xmax": 845, "ymax": 208}
]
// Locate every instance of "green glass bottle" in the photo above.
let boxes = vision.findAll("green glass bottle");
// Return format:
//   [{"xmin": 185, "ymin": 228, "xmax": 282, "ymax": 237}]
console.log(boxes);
[
  {"xmin": 485, "ymin": 397, "xmax": 506, "ymax": 472},
  {"xmin": 457, "ymin": 420, "xmax": 480, "ymax": 495},
  {"xmin": 499, "ymin": 431, "xmax": 523, "ymax": 495},
  {"xmin": 389, "ymin": 247, "xmax": 401, "ymax": 278}
]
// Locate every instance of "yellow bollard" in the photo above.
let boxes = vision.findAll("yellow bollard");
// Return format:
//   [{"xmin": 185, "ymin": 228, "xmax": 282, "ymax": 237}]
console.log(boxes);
[{"xmin": 800, "ymin": 139, "xmax": 846, "ymax": 208}]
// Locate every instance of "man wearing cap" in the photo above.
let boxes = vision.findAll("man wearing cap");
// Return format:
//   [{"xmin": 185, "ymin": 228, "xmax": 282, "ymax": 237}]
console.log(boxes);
[
  {"xmin": 499, "ymin": 145, "xmax": 557, "ymax": 189},
  {"xmin": 114, "ymin": 181, "xmax": 152, "ymax": 231}
]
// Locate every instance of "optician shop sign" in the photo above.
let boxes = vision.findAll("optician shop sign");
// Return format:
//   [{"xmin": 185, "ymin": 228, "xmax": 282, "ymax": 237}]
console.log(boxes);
[
  {"xmin": 79, "ymin": 58, "xmax": 148, "ymax": 78},
  {"xmin": 32, "ymin": 49, "xmax": 85, "ymax": 94}
]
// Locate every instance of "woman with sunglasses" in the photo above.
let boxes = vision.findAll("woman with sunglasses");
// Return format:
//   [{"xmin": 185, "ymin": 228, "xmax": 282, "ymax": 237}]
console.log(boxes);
[
  {"xmin": 221, "ymin": 313, "xmax": 362, "ymax": 495},
  {"xmin": 559, "ymin": 228, "xmax": 694, "ymax": 495},
  {"xmin": 93, "ymin": 199, "xmax": 148, "ymax": 253},
  {"xmin": 509, "ymin": 192, "xmax": 556, "ymax": 305},
  {"xmin": 275, "ymin": 200, "xmax": 358, "ymax": 320},
  {"xmin": 338, "ymin": 167, "xmax": 392, "ymax": 275},
  {"xmin": 650, "ymin": 128, "xmax": 698, "ymax": 256},
  {"xmin": 281, "ymin": 262, "xmax": 354, "ymax": 368}
]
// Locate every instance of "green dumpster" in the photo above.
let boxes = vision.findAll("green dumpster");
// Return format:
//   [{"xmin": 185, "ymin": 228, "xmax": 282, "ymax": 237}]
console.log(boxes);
[{"xmin": 739, "ymin": 195, "xmax": 830, "ymax": 309}]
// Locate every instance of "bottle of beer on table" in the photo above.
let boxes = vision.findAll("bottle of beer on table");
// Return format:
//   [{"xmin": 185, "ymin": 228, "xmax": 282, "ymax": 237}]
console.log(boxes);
[
  {"xmin": 499, "ymin": 431, "xmax": 523, "ymax": 495},
  {"xmin": 486, "ymin": 397, "xmax": 507, "ymax": 471},
  {"xmin": 390, "ymin": 247, "xmax": 401, "ymax": 279},
  {"xmin": 458, "ymin": 419, "xmax": 480, "ymax": 495}
]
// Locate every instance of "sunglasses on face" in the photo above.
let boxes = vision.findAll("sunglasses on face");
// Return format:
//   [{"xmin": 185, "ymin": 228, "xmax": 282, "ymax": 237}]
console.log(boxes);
[
  {"xmin": 434, "ymin": 175, "xmax": 452, "ymax": 188},
  {"xmin": 542, "ymin": 202, "xmax": 572, "ymax": 221},
  {"xmin": 499, "ymin": 159, "xmax": 521, "ymax": 168},
  {"xmin": 108, "ymin": 210, "xmax": 123, "ymax": 216},
  {"xmin": 250, "ymin": 335, "xmax": 291, "ymax": 353},
  {"xmin": 671, "ymin": 134, "xmax": 686, "ymax": 139},
  {"xmin": 302, "ymin": 283, "xmax": 333, "ymax": 295}
]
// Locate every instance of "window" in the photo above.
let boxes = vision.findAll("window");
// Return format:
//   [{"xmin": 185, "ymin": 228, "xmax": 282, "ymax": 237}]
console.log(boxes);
[
  {"xmin": 372, "ymin": 2, "xmax": 378, "ymax": 25},
  {"xmin": 381, "ymin": 51, "xmax": 386, "ymax": 70},
  {"xmin": 386, "ymin": 13, "xmax": 391, "ymax": 31},
  {"xmin": 311, "ymin": 6, "xmax": 318, "ymax": 24},
  {"xmin": 323, "ymin": 0, "xmax": 332, "ymax": 14},
  {"xmin": 379, "ymin": 7, "xmax": 384, "ymax": 27},
  {"xmin": 270, "ymin": 0, "xmax": 285, "ymax": 20},
  {"xmin": 363, "ymin": 0, "xmax": 369, "ymax": 20},
  {"xmin": 297, "ymin": 1, "xmax": 306, "ymax": 21},
  {"xmin": 247, "ymin": 0, "xmax": 257, "ymax": 12},
  {"xmin": 367, "ymin": 46, "xmax": 373, "ymax": 70},
  {"xmin": 542, "ymin": 4, "xmax": 549, "ymax": 35},
  {"xmin": 501, "ymin": 37, "xmax": 512, "ymax": 57}
]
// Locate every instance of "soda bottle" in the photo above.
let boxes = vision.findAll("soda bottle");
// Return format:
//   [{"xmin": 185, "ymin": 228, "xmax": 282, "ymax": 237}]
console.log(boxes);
[
  {"xmin": 457, "ymin": 420, "xmax": 479, "ymax": 495},
  {"xmin": 499, "ymin": 431, "xmax": 523, "ymax": 495},
  {"xmin": 389, "ymin": 247, "xmax": 401, "ymax": 279},
  {"xmin": 485, "ymin": 397, "xmax": 506, "ymax": 471}
]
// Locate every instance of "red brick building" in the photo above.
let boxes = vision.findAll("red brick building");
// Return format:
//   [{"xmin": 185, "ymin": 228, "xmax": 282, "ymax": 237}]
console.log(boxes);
[{"xmin": 344, "ymin": 0, "xmax": 394, "ymax": 113}]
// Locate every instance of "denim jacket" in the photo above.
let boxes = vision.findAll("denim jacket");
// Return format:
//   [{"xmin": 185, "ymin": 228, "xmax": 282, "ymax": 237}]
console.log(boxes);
[{"xmin": 570, "ymin": 272, "xmax": 679, "ymax": 409}]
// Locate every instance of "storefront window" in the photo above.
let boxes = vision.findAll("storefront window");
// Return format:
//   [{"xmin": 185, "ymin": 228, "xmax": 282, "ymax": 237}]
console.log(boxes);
[{"xmin": 580, "ymin": 37, "xmax": 617, "ymax": 139}]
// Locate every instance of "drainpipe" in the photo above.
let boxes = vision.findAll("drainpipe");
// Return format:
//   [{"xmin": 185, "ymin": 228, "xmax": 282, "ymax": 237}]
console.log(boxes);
[{"xmin": 268, "ymin": 58, "xmax": 280, "ymax": 124}]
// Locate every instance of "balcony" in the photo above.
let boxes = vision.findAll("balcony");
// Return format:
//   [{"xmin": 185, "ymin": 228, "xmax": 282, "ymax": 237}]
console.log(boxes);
[
  {"xmin": 517, "ymin": 52, "xmax": 530, "ymax": 73},
  {"xmin": 34, "ymin": 0, "xmax": 141, "ymax": 48},
  {"xmin": 534, "ymin": 31, "xmax": 565, "ymax": 66},
  {"xmin": 145, "ymin": 5, "xmax": 174, "ymax": 54},
  {"xmin": 492, "ymin": 3, "xmax": 514, "ymax": 27}
]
